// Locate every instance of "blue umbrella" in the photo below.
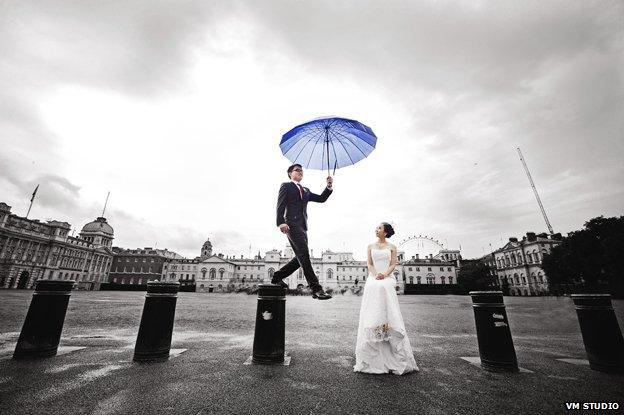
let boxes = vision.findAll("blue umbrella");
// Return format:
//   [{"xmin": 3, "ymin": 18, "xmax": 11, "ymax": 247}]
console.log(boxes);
[{"xmin": 279, "ymin": 116, "xmax": 377, "ymax": 175}]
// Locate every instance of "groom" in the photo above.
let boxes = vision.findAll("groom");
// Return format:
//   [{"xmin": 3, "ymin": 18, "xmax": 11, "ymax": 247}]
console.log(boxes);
[{"xmin": 272, "ymin": 164, "xmax": 333, "ymax": 300}]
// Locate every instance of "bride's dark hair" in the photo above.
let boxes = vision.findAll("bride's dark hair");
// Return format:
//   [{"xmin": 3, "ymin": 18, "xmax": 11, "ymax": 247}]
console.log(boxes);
[{"xmin": 381, "ymin": 222, "xmax": 395, "ymax": 238}]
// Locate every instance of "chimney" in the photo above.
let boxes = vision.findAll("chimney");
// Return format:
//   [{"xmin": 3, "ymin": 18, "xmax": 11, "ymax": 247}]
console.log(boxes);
[
  {"xmin": 526, "ymin": 232, "xmax": 537, "ymax": 242},
  {"xmin": 415, "ymin": 253, "xmax": 419, "ymax": 259},
  {"xmin": 509, "ymin": 237, "xmax": 518, "ymax": 243}
]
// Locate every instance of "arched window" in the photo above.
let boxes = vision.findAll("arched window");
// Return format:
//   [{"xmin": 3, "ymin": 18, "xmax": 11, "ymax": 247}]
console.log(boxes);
[
  {"xmin": 441, "ymin": 276, "xmax": 446, "ymax": 284},
  {"xmin": 201, "ymin": 268, "xmax": 207, "ymax": 280},
  {"xmin": 409, "ymin": 276, "xmax": 414, "ymax": 284},
  {"xmin": 416, "ymin": 276, "xmax": 421, "ymax": 284},
  {"xmin": 448, "ymin": 276, "xmax": 453, "ymax": 284},
  {"xmin": 209, "ymin": 268, "xmax": 216, "ymax": 280},
  {"xmin": 219, "ymin": 268, "xmax": 225, "ymax": 279},
  {"xmin": 268, "ymin": 268, "xmax": 275, "ymax": 279},
  {"xmin": 326, "ymin": 269, "xmax": 333, "ymax": 279}
]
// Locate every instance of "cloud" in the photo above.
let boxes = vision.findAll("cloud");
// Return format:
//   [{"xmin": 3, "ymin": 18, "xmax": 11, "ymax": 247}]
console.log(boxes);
[{"xmin": 0, "ymin": 1, "xmax": 622, "ymax": 259}]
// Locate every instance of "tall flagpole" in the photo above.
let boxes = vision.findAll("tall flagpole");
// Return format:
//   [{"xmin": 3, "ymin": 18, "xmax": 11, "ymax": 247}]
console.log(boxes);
[
  {"xmin": 101, "ymin": 191, "xmax": 110, "ymax": 217},
  {"xmin": 25, "ymin": 184, "xmax": 39, "ymax": 219}
]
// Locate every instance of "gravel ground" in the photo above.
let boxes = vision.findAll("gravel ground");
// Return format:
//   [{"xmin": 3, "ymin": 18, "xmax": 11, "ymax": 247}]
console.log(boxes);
[{"xmin": 0, "ymin": 291, "xmax": 623, "ymax": 414}]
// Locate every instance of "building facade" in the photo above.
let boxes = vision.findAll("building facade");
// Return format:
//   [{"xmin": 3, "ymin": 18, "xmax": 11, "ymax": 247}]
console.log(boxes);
[
  {"xmin": 401, "ymin": 252, "xmax": 459, "ymax": 285},
  {"xmin": 0, "ymin": 202, "xmax": 114, "ymax": 290},
  {"xmin": 108, "ymin": 247, "xmax": 183, "ymax": 286},
  {"xmin": 493, "ymin": 232, "xmax": 562, "ymax": 296},
  {"xmin": 158, "ymin": 238, "xmax": 460, "ymax": 293}
]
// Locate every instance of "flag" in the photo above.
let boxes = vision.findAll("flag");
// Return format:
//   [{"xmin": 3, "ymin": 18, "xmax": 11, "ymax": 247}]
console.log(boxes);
[{"xmin": 30, "ymin": 185, "xmax": 39, "ymax": 202}]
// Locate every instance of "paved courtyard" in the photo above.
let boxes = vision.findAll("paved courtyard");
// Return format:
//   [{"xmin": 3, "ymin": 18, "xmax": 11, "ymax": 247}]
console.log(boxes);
[{"xmin": 0, "ymin": 291, "xmax": 623, "ymax": 414}]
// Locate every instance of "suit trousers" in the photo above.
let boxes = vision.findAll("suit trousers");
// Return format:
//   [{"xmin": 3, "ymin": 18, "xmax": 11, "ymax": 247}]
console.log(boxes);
[{"xmin": 273, "ymin": 225, "xmax": 321, "ymax": 291}]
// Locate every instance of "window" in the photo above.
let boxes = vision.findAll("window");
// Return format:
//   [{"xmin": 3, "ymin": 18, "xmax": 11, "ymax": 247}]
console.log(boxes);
[
  {"xmin": 416, "ymin": 267, "xmax": 420, "ymax": 271},
  {"xmin": 408, "ymin": 267, "xmax": 412, "ymax": 271},
  {"xmin": 409, "ymin": 276, "xmax": 414, "ymax": 284},
  {"xmin": 417, "ymin": 276, "xmax": 421, "ymax": 284},
  {"xmin": 448, "ymin": 276, "xmax": 453, "ymax": 284},
  {"xmin": 428, "ymin": 267, "xmax": 432, "ymax": 271},
  {"xmin": 440, "ymin": 267, "xmax": 444, "ymax": 271},
  {"xmin": 447, "ymin": 267, "xmax": 451, "ymax": 271},
  {"xmin": 441, "ymin": 276, "xmax": 446, "ymax": 284}
]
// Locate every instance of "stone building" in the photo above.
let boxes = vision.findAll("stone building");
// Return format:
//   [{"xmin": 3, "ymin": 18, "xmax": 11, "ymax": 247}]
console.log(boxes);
[
  {"xmin": 108, "ymin": 247, "xmax": 183, "ymax": 286},
  {"xmin": 162, "ymin": 238, "xmax": 460, "ymax": 293},
  {"xmin": 401, "ymin": 253, "xmax": 459, "ymax": 285},
  {"xmin": 493, "ymin": 232, "xmax": 562, "ymax": 296},
  {"xmin": 0, "ymin": 202, "xmax": 113, "ymax": 290}
]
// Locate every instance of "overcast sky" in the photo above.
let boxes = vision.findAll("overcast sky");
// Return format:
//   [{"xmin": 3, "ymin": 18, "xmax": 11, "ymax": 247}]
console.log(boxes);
[{"xmin": 1, "ymin": 1, "xmax": 622, "ymax": 260}]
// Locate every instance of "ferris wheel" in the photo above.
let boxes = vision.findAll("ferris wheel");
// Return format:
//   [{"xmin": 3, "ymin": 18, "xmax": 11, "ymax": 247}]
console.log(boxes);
[{"xmin": 397, "ymin": 235, "xmax": 445, "ymax": 257}]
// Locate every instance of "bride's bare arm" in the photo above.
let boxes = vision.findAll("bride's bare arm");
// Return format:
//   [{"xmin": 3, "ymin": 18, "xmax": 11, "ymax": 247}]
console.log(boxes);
[
  {"xmin": 367, "ymin": 245, "xmax": 377, "ymax": 275},
  {"xmin": 381, "ymin": 245, "xmax": 398, "ymax": 277}
]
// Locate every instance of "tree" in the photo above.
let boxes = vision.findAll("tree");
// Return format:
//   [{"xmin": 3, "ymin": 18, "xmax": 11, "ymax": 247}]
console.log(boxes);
[
  {"xmin": 542, "ymin": 216, "xmax": 624, "ymax": 294},
  {"xmin": 458, "ymin": 260, "xmax": 496, "ymax": 293}
]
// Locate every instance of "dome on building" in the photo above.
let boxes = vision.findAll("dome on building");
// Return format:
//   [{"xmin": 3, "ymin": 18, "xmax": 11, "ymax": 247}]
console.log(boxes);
[{"xmin": 81, "ymin": 217, "xmax": 114, "ymax": 236}]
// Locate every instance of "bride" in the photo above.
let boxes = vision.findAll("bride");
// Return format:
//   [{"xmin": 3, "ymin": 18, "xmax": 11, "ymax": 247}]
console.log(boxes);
[{"xmin": 353, "ymin": 222, "xmax": 419, "ymax": 375}]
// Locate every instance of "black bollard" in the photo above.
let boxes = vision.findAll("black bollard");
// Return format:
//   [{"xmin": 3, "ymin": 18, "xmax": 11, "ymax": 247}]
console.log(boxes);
[
  {"xmin": 133, "ymin": 281, "xmax": 180, "ymax": 362},
  {"xmin": 470, "ymin": 291, "xmax": 519, "ymax": 372},
  {"xmin": 13, "ymin": 280, "xmax": 75, "ymax": 359},
  {"xmin": 571, "ymin": 294, "xmax": 624, "ymax": 373},
  {"xmin": 252, "ymin": 284, "xmax": 286, "ymax": 364}
]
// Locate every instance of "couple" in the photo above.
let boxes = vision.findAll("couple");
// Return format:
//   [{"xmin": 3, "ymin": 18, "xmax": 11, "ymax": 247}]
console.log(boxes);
[{"xmin": 273, "ymin": 164, "xmax": 418, "ymax": 375}]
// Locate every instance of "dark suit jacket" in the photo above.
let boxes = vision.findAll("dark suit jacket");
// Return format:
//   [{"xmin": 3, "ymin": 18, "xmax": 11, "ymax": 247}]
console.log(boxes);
[{"xmin": 276, "ymin": 182, "xmax": 332, "ymax": 231}]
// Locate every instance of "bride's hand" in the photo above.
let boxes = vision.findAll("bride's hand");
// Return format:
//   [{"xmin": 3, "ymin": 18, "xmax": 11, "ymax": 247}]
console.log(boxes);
[{"xmin": 375, "ymin": 273, "xmax": 385, "ymax": 280}]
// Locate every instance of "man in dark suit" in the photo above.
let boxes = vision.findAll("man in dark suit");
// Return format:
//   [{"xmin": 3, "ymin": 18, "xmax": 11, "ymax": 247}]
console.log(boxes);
[{"xmin": 272, "ymin": 164, "xmax": 333, "ymax": 300}]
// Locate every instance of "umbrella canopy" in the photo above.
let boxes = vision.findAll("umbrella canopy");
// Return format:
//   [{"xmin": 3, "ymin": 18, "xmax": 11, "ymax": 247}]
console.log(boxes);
[{"xmin": 280, "ymin": 116, "xmax": 377, "ymax": 175}]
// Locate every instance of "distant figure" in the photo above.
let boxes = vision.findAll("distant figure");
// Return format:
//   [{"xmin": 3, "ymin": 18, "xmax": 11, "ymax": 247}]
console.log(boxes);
[
  {"xmin": 272, "ymin": 164, "xmax": 333, "ymax": 300},
  {"xmin": 354, "ymin": 222, "xmax": 419, "ymax": 375}
]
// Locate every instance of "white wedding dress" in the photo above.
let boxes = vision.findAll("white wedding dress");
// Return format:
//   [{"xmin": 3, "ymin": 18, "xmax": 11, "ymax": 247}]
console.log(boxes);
[{"xmin": 353, "ymin": 247, "xmax": 419, "ymax": 375}]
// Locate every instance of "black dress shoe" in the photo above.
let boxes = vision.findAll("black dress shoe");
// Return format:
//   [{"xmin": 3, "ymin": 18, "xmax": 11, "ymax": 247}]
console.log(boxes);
[
  {"xmin": 312, "ymin": 289, "xmax": 332, "ymax": 300},
  {"xmin": 271, "ymin": 279, "xmax": 288, "ymax": 289}
]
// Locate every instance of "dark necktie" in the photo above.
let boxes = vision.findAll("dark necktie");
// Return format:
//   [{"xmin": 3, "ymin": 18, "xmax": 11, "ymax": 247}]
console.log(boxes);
[{"xmin": 296, "ymin": 183, "xmax": 304, "ymax": 199}]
